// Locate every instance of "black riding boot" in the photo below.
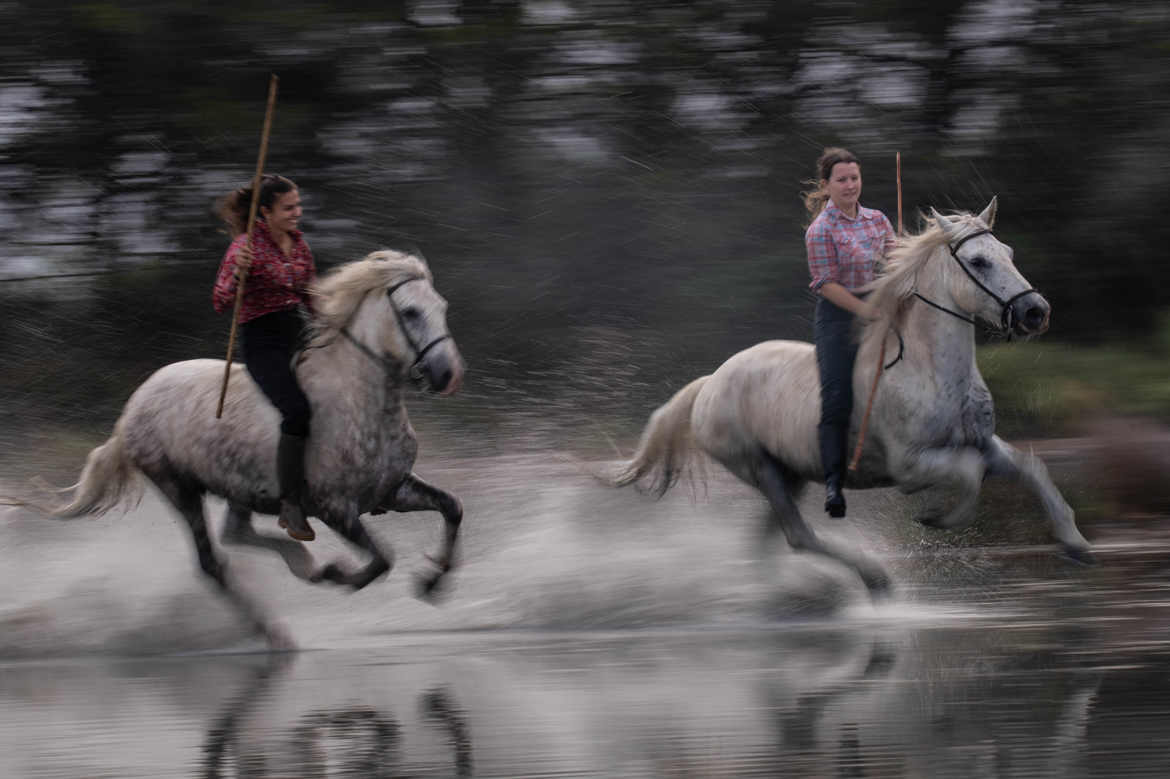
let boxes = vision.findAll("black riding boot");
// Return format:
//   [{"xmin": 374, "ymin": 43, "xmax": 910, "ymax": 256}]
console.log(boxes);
[
  {"xmin": 818, "ymin": 423, "xmax": 848, "ymax": 518},
  {"xmin": 277, "ymin": 433, "xmax": 315, "ymax": 541}
]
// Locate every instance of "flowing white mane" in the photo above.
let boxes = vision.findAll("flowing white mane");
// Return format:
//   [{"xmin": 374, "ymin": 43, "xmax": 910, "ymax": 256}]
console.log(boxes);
[
  {"xmin": 308, "ymin": 250, "xmax": 431, "ymax": 336},
  {"xmin": 862, "ymin": 210, "xmax": 991, "ymax": 337}
]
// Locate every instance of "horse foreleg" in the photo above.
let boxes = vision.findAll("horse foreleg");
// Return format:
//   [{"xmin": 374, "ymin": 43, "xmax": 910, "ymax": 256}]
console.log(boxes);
[
  {"xmin": 984, "ymin": 435, "xmax": 1095, "ymax": 564},
  {"xmin": 754, "ymin": 453, "xmax": 891, "ymax": 598},
  {"xmin": 379, "ymin": 473, "xmax": 463, "ymax": 600},
  {"xmin": 326, "ymin": 514, "xmax": 393, "ymax": 592},
  {"xmin": 155, "ymin": 481, "xmax": 292, "ymax": 650},
  {"xmin": 894, "ymin": 446, "xmax": 985, "ymax": 530},
  {"xmin": 220, "ymin": 502, "xmax": 320, "ymax": 582}
]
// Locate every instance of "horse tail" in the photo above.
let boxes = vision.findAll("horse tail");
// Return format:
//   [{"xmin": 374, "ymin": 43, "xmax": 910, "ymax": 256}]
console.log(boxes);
[
  {"xmin": 53, "ymin": 419, "xmax": 143, "ymax": 519},
  {"xmin": 605, "ymin": 376, "xmax": 709, "ymax": 498}
]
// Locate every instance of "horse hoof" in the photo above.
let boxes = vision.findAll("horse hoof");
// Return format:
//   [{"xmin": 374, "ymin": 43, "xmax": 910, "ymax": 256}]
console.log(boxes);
[
  {"xmin": 266, "ymin": 622, "xmax": 299, "ymax": 652},
  {"xmin": 414, "ymin": 572, "xmax": 449, "ymax": 603},
  {"xmin": 348, "ymin": 562, "xmax": 391, "ymax": 592},
  {"xmin": 310, "ymin": 563, "xmax": 346, "ymax": 585},
  {"xmin": 865, "ymin": 578, "xmax": 894, "ymax": 602},
  {"xmin": 1061, "ymin": 546, "xmax": 1098, "ymax": 567}
]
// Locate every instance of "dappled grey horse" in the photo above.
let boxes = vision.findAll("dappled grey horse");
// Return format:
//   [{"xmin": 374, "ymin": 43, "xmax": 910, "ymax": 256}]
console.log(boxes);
[
  {"xmin": 606, "ymin": 199, "xmax": 1093, "ymax": 596},
  {"xmin": 54, "ymin": 250, "xmax": 465, "ymax": 646}
]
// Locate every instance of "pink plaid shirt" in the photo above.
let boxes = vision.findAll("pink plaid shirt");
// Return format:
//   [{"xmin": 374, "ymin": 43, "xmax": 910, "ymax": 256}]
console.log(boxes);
[
  {"xmin": 805, "ymin": 201, "xmax": 895, "ymax": 292},
  {"xmin": 212, "ymin": 220, "xmax": 315, "ymax": 323}
]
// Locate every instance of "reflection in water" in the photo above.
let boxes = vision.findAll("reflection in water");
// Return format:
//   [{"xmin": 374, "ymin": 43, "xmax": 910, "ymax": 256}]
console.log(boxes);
[
  {"xmin": 201, "ymin": 657, "xmax": 287, "ymax": 778},
  {"xmin": 293, "ymin": 707, "xmax": 400, "ymax": 778},
  {"xmin": 200, "ymin": 658, "xmax": 471, "ymax": 779},
  {"xmin": 420, "ymin": 686, "xmax": 474, "ymax": 777},
  {"xmin": 4, "ymin": 617, "xmax": 1170, "ymax": 777}
]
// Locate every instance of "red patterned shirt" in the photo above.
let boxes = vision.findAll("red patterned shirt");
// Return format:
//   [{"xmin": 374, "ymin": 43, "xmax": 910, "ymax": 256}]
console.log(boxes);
[
  {"xmin": 212, "ymin": 220, "xmax": 315, "ymax": 323},
  {"xmin": 805, "ymin": 201, "xmax": 895, "ymax": 292}
]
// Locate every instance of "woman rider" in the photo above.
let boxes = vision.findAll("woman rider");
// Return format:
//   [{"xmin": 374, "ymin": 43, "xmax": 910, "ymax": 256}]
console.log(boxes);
[
  {"xmin": 212, "ymin": 174, "xmax": 317, "ymax": 541},
  {"xmin": 802, "ymin": 148, "xmax": 895, "ymax": 518}
]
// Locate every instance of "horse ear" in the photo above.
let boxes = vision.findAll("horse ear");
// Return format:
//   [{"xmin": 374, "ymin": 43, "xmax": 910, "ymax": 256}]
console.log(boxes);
[
  {"xmin": 930, "ymin": 207, "xmax": 957, "ymax": 238},
  {"xmin": 978, "ymin": 196, "xmax": 998, "ymax": 228}
]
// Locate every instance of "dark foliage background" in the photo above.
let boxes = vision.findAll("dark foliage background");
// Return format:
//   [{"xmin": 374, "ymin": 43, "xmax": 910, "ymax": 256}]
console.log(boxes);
[{"xmin": 2, "ymin": 0, "xmax": 1167, "ymax": 455}]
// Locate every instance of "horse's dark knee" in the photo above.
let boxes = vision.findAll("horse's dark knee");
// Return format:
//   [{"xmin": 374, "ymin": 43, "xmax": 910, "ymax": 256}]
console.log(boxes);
[
  {"xmin": 188, "ymin": 525, "xmax": 229, "ymax": 585},
  {"xmin": 197, "ymin": 549, "xmax": 229, "ymax": 586},
  {"xmin": 440, "ymin": 494, "xmax": 463, "ymax": 525},
  {"xmin": 345, "ymin": 516, "xmax": 370, "ymax": 541}
]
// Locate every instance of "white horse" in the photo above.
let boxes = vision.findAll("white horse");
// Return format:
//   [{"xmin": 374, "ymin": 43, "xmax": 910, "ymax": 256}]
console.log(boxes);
[
  {"xmin": 606, "ymin": 199, "xmax": 1093, "ymax": 596},
  {"xmin": 53, "ymin": 250, "xmax": 465, "ymax": 646}
]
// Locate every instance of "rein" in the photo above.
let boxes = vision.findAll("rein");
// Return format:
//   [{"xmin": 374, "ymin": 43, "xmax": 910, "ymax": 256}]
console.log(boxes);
[
  {"xmin": 911, "ymin": 291, "xmax": 974, "ymax": 325},
  {"xmin": 850, "ymin": 223, "xmax": 1029, "ymax": 471}
]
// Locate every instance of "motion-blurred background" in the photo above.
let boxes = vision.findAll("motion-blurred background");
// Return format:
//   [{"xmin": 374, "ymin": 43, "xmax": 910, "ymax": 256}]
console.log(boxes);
[{"xmin": 2, "ymin": 0, "xmax": 1168, "ymax": 491}]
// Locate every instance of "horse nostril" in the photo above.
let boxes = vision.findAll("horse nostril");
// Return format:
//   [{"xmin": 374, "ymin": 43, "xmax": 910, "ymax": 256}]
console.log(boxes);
[{"xmin": 1024, "ymin": 307, "xmax": 1046, "ymax": 330}]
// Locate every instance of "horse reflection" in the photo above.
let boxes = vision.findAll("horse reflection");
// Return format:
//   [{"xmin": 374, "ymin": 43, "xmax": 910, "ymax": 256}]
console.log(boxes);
[
  {"xmin": 292, "ymin": 707, "xmax": 400, "ymax": 777},
  {"xmin": 420, "ymin": 686, "xmax": 474, "ymax": 777},
  {"xmin": 201, "ymin": 657, "xmax": 291, "ymax": 779},
  {"xmin": 201, "ymin": 663, "xmax": 472, "ymax": 778},
  {"xmin": 764, "ymin": 629, "xmax": 1100, "ymax": 778}
]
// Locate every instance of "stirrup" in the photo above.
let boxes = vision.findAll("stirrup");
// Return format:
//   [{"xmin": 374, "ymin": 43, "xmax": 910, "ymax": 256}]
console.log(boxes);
[{"xmin": 278, "ymin": 501, "xmax": 315, "ymax": 541}]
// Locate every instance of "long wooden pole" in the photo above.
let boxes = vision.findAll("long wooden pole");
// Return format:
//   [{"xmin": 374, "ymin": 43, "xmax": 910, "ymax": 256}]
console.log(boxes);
[
  {"xmin": 216, "ymin": 74, "xmax": 279, "ymax": 419},
  {"xmin": 848, "ymin": 152, "xmax": 902, "ymax": 472},
  {"xmin": 896, "ymin": 151, "xmax": 903, "ymax": 235}
]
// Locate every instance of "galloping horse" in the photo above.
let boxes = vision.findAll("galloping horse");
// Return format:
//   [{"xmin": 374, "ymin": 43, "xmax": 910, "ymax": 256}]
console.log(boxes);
[
  {"xmin": 54, "ymin": 250, "xmax": 465, "ymax": 646},
  {"xmin": 606, "ymin": 199, "xmax": 1093, "ymax": 596}
]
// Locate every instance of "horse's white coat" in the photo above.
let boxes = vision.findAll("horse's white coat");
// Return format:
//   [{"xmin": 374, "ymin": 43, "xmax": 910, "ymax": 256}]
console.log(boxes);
[
  {"xmin": 54, "ymin": 250, "xmax": 466, "ymax": 644},
  {"xmin": 611, "ymin": 201, "xmax": 1092, "ymax": 591}
]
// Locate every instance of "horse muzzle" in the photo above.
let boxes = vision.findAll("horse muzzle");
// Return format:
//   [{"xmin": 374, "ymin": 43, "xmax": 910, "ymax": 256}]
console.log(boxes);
[
  {"xmin": 1009, "ymin": 291, "xmax": 1051, "ymax": 336},
  {"xmin": 417, "ymin": 347, "xmax": 464, "ymax": 396}
]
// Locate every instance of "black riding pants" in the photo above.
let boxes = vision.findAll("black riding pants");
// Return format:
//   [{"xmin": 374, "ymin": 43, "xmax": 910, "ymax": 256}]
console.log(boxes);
[
  {"xmin": 242, "ymin": 308, "xmax": 311, "ymax": 437},
  {"xmin": 814, "ymin": 297, "xmax": 859, "ymax": 483}
]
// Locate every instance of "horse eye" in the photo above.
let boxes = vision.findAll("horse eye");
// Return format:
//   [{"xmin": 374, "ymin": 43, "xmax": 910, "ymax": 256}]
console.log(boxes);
[
  {"xmin": 401, "ymin": 307, "xmax": 421, "ymax": 321},
  {"xmin": 970, "ymin": 256, "xmax": 991, "ymax": 270}
]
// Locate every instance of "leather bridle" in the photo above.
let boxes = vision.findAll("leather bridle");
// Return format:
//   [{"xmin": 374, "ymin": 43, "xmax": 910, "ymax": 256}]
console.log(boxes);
[
  {"xmin": 339, "ymin": 277, "xmax": 452, "ymax": 382},
  {"xmin": 913, "ymin": 228, "xmax": 1040, "ymax": 333}
]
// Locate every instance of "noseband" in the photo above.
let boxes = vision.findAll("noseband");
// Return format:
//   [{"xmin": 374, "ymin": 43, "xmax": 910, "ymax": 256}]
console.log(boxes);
[{"xmin": 915, "ymin": 228, "xmax": 1039, "ymax": 333}]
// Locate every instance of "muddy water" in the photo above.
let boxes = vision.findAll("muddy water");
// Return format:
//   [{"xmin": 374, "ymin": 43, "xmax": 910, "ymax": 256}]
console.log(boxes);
[{"xmin": 2, "ymin": 453, "xmax": 1170, "ymax": 777}]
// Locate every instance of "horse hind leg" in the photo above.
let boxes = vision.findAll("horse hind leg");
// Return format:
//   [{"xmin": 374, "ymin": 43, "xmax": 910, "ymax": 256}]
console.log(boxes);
[
  {"xmin": 154, "ymin": 478, "xmax": 292, "ymax": 649},
  {"xmin": 753, "ymin": 452, "xmax": 892, "ymax": 598},
  {"xmin": 220, "ymin": 501, "xmax": 322, "ymax": 582}
]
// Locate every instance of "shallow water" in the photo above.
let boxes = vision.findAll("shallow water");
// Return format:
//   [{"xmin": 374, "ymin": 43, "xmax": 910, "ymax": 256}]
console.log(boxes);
[
  {"xmin": 3, "ymin": 453, "xmax": 1170, "ymax": 777},
  {"xmin": 4, "ymin": 618, "xmax": 1170, "ymax": 778}
]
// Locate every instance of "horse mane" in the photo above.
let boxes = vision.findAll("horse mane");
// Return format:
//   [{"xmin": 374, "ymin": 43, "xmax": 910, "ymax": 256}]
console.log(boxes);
[
  {"xmin": 308, "ymin": 249, "xmax": 431, "ymax": 337},
  {"xmin": 861, "ymin": 209, "xmax": 990, "ymax": 338}
]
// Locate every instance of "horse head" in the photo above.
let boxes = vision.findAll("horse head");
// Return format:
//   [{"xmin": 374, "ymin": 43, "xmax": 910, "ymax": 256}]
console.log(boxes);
[
  {"xmin": 930, "ymin": 198, "xmax": 1051, "ymax": 336},
  {"xmin": 313, "ymin": 250, "xmax": 465, "ymax": 395},
  {"xmin": 381, "ymin": 264, "xmax": 464, "ymax": 395}
]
